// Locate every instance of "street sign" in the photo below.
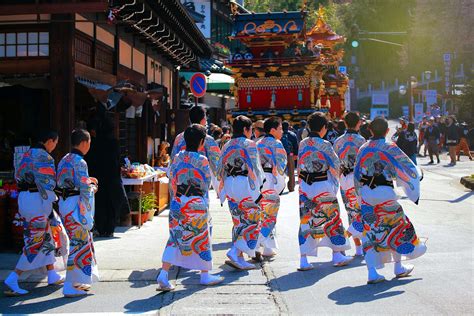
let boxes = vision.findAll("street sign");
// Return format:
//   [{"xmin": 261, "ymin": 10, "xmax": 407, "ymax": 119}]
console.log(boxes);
[
  {"xmin": 338, "ymin": 66, "xmax": 347, "ymax": 74},
  {"xmin": 443, "ymin": 53, "xmax": 451, "ymax": 62},
  {"xmin": 414, "ymin": 103, "xmax": 424, "ymax": 122},
  {"xmin": 423, "ymin": 90, "xmax": 437, "ymax": 106},
  {"xmin": 190, "ymin": 73, "xmax": 207, "ymax": 98},
  {"xmin": 371, "ymin": 92, "xmax": 389, "ymax": 105},
  {"xmin": 402, "ymin": 106, "xmax": 409, "ymax": 117}
]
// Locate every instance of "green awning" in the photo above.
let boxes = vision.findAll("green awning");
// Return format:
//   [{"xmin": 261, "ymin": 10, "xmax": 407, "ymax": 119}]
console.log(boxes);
[{"xmin": 180, "ymin": 72, "xmax": 234, "ymax": 91}]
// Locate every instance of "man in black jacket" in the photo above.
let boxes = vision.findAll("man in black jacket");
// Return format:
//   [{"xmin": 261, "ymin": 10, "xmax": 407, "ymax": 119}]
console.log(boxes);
[
  {"xmin": 281, "ymin": 121, "xmax": 298, "ymax": 192},
  {"xmin": 424, "ymin": 117, "xmax": 441, "ymax": 164}
]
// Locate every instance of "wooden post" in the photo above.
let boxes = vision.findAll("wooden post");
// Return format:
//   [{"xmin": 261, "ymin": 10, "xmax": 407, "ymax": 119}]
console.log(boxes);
[{"xmin": 50, "ymin": 14, "xmax": 75, "ymax": 160}]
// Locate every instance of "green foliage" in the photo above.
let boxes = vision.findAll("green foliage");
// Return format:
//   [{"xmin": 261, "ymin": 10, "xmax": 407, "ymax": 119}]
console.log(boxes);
[
  {"xmin": 130, "ymin": 193, "xmax": 158, "ymax": 214},
  {"xmin": 456, "ymin": 80, "xmax": 474, "ymax": 125}
]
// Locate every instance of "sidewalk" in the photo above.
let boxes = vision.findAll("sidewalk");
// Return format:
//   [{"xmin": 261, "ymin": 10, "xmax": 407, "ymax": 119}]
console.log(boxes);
[{"xmin": 0, "ymin": 191, "xmax": 285, "ymax": 314}]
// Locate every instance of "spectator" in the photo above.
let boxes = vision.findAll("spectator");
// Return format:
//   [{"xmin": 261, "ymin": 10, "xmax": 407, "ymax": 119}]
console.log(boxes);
[
  {"xmin": 360, "ymin": 118, "xmax": 372, "ymax": 140},
  {"xmin": 418, "ymin": 117, "xmax": 428, "ymax": 157},
  {"xmin": 396, "ymin": 122, "xmax": 418, "ymax": 165},
  {"xmin": 336, "ymin": 120, "xmax": 346, "ymax": 135},
  {"xmin": 212, "ymin": 127, "xmax": 223, "ymax": 141},
  {"xmin": 297, "ymin": 120, "xmax": 308, "ymax": 143},
  {"xmin": 252, "ymin": 120, "xmax": 265, "ymax": 141},
  {"xmin": 281, "ymin": 121, "xmax": 298, "ymax": 156},
  {"xmin": 324, "ymin": 121, "xmax": 339, "ymax": 144},
  {"xmin": 456, "ymin": 122, "xmax": 473, "ymax": 161},
  {"xmin": 424, "ymin": 117, "xmax": 441, "ymax": 164},
  {"xmin": 445, "ymin": 116, "xmax": 460, "ymax": 166}
]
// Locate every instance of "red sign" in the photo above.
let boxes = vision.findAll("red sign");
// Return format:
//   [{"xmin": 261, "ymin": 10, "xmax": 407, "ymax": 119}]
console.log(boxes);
[{"xmin": 190, "ymin": 73, "xmax": 207, "ymax": 98}]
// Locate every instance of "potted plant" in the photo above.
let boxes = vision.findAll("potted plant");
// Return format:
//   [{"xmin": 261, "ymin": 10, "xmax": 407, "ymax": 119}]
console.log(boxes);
[{"xmin": 141, "ymin": 193, "xmax": 158, "ymax": 221}]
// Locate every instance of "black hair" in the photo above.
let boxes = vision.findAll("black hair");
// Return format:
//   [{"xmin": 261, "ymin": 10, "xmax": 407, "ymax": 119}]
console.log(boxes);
[
  {"xmin": 264, "ymin": 117, "xmax": 282, "ymax": 134},
  {"xmin": 212, "ymin": 127, "xmax": 223, "ymax": 140},
  {"xmin": 222, "ymin": 126, "xmax": 231, "ymax": 134},
  {"xmin": 407, "ymin": 122, "xmax": 415, "ymax": 132},
  {"xmin": 282, "ymin": 121, "xmax": 290, "ymax": 132},
  {"xmin": 307, "ymin": 112, "xmax": 328, "ymax": 133},
  {"xmin": 37, "ymin": 129, "xmax": 59, "ymax": 144},
  {"xmin": 300, "ymin": 120, "xmax": 307, "ymax": 127},
  {"xmin": 189, "ymin": 105, "xmax": 206, "ymax": 124},
  {"xmin": 184, "ymin": 124, "xmax": 207, "ymax": 152},
  {"xmin": 233, "ymin": 115, "xmax": 253, "ymax": 135},
  {"xmin": 344, "ymin": 112, "xmax": 360, "ymax": 129},
  {"xmin": 369, "ymin": 117, "xmax": 389, "ymax": 138},
  {"xmin": 71, "ymin": 129, "xmax": 91, "ymax": 147}
]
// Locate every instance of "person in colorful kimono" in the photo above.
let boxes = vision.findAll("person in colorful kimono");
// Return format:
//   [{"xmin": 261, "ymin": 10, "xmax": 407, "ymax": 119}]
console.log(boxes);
[
  {"xmin": 255, "ymin": 117, "xmax": 287, "ymax": 260},
  {"xmin": 57, "ymin": 129, "xmax": 99, "ymax": 297},
  {"xmin": 4, "ymin": 130, "xmax": 65, "ymax": 296},
  {"xmin": 171, "ymin": 105, "xmax": 221, "ymax": 193},
  {"xmin": 354, "ymin": 117, "xmax": 427, "ymax": 284},
  {"xmin": 157, "ymin": 124, "xmax": 223, "ymax": 291},
  {"xmin": 297, "ymin": 112, "xmax": 353, "ymax": 271},
  {"xmin": 218, "ymin": 115, "xmax": 265, "ymax": 270},
  {"xmin": 333, "ymin": 112, "xmax": 366, "ymax": 257}
]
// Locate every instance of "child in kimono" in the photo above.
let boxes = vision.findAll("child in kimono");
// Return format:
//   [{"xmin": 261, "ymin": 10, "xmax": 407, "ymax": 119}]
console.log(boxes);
[
  {"xmin": 218, "ymin": 115, "xmax": 265, "ymax": 270},
  {"xmin": 297, "ymin": 112, "xmax": 353, "ymax": 271},
  {"xmin": 157, "ymin": 124, "xmax": 223, "ymax": 291},
  {"xmin": 333, "ymin": 112, "xmax": 366, "ymax": 256},
  {"xmin": 354, "ymin": 117, "xmax": 426, "ymax": 284},
  {"xmin": 255, "ymin": 117, "xmax": 287, "ymax": 259},
  {"xmin": 4, "ymin": 130, "xmax": 65, "ymax": 296},
  {"xmin": 57, "ymin": 129, "xmax": 99, "ymax": 297},
  {"xmin": 171, "ymin": 105, "xmax": 220, "ymax": 192}
]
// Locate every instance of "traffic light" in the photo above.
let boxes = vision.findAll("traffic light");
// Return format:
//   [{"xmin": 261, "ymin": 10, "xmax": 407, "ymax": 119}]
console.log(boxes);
[{"xmin": 350, "ymin": 24, "xmax": 360, "ymax": 48}]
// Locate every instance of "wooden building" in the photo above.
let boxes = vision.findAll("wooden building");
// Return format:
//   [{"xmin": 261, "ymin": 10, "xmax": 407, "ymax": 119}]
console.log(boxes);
[{"xmin": 0, "ymin": 0, "xmax": 212, "ymax": 171}]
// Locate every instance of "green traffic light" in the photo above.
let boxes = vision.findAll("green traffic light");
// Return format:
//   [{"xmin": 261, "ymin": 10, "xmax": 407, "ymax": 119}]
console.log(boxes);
[{"xmin": 351, "ymin": 40, "xmax": 359, "ymax": 48}]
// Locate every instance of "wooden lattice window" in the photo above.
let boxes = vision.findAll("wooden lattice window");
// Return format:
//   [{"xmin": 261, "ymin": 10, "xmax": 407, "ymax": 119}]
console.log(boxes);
[
  {"xmin": 95, "ymin": 44, "xmax": 114, "ymax": 73},
  {"xmin": 75, "ymin": 34, "xmax": 93, "ymax": 66}
]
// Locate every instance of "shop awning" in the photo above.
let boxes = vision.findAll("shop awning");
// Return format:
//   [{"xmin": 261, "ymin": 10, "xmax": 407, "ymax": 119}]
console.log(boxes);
[{"xmin": 180, "ymin": 72, "xmax": 234, "ymax": 91}]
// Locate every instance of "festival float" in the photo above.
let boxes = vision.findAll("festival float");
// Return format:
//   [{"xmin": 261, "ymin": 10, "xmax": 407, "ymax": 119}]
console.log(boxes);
[{"xmin": 227, "ymin": 5, "xmax": 349, "ymax": 122}]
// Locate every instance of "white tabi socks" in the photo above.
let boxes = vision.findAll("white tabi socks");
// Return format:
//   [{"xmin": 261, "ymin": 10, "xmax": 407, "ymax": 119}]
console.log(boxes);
[
  {"xmin": 4, "ymin": 272, "xmax": 28, "ymax": 295},
  {"xmin": 63, "ymin": 282, "xmax": 87, "ymax": 297},
  {"xmin": 367, "ymin": 266, "xmax": 385, "ymax": 284},
  {"xmin": 226, "ymin": 246, "xmax": 239, "ymax": 264},
  {"xmin": 332, "ymin": 252, "xmax": 353, "ymax": 266},
  {"xmin": 355, "ymin": 245, "xmax": 364, "ymax": 256},
  {"xmin": 200, "ymin": 272, "xmax": 224, "ymax": 286},
  {"xmin": 237, "ymin": 256, "xmax": 256, "ymax": 270},
  {"xmin": 299, "ymin": 256, "xmax": 313, "ymax": 270},
  {"xmin": 394, "ymin": 261, "xmax": 414, "ymax": 278},
  {"xmin": 156, "ymin": 270, "xmax": 174, "ymax": 291},
  {"xmin": 47, "ymin": 270, "xmax": 64, "ymax": 285}
]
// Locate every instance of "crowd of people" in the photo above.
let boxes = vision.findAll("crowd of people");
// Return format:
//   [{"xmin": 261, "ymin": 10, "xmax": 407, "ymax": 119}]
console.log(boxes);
[
  {"xmin": 394, "ymin": 115, "xmax": 473, "ymax": 166},
  {"xmin": 155, "ymin": 106, "xmax": 427, "ymax": 290},
  {"xmin": 14, "ymin": 103, "xmax": 473, "ymax": 297}
]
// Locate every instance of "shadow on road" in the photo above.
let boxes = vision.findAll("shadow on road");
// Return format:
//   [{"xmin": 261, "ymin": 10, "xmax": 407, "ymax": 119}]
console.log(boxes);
[
  {"xmin": 327, "ymin": 278, "xmax": 421, "ymax": 305},
  {"xmin": 212, "ymin": 241, "xmax": 233, "ymax": 251},
  {"xmin": 1, "ymin": 283, "xmax": 87, "ymax": 313},
  {"xmin": 270, "ymin": 256, "xmax": 365, "ymax": 292},
  {"xmin": 419, "ymin": 191, "xmax": 473, "ymax": 204},
  {"xmin": 123, "ymin": 264, "xmax": 252, "ymax": 313}
]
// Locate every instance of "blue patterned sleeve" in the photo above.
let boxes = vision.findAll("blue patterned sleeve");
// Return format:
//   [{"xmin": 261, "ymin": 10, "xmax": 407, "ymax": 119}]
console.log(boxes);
[
  {"xmin": 75, "ymin": 158, "xmax": 93, "ymax": 213},
  {"xmin": 34, "ymin": 150, "xmax": 57, "ymax": 200}
]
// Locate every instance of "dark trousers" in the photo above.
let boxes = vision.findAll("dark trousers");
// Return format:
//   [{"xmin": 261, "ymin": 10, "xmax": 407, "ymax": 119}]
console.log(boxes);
[{"xmin": 287, "ymin": 154, "xmax": 295, "ymax": 192}]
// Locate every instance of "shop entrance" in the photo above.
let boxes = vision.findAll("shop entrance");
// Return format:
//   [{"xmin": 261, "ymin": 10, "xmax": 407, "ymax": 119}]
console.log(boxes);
[{"xmin": 0, "ymin": 85, "xmax": 50, "ymax": 171}]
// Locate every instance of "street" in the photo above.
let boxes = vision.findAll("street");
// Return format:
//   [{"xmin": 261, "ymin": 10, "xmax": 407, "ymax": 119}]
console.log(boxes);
[{"xmin": 1, "ymin": 147, "xmax": 473, "ymax": 315}]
